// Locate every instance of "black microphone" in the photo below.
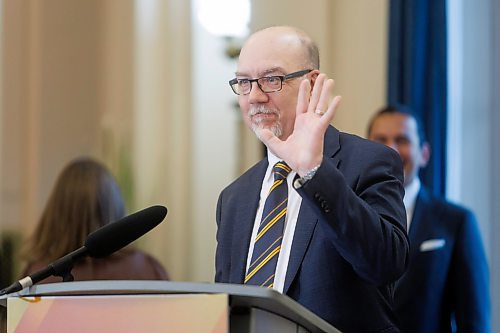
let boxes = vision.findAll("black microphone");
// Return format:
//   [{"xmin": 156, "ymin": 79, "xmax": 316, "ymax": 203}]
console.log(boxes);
[
  {"xmin": 85, "ymin": 205, "xmax": 167, "ymax": 258},
  {"xmin": 0, "ymin": 205, "xmax": 167, "ymax": 296}
]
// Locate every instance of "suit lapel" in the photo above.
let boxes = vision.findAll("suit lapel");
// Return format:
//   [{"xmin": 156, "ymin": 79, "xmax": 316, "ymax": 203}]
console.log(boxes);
[
  {"xmin": 283, "ymin": 204, "xmax": 318, "ymax": 292},
  {"xmin": 283, "ymin": 126, "xmax": 341, "ymax": 293},
  {"xmin": 230, "ymin": 159, "xmax": 268, "ymax": 284},
  {"xmin": 323, "ymin": 125, "xmax": 341, "ymax": 161},
  {"xmin": 408, "ymin": 188, "xmax": 430, "ymax": 257}
]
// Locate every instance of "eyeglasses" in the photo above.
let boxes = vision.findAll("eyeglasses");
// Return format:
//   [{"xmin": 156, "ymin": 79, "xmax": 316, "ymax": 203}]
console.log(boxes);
[{"xmin": 229, "ymin": 69, "xmax": 313, "ymax": 95}]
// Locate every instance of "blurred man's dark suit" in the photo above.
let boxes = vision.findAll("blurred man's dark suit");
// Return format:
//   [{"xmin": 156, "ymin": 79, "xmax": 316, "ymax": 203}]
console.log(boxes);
[{"xmin": 394, "ymin": 187, "xmax": 490, "ymax": 332}]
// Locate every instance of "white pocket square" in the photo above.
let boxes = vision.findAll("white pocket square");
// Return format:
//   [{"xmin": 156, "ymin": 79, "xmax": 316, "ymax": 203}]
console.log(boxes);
[{"xmin": 419, "ymin": 239, "xmax": 446, "ymax": 252}]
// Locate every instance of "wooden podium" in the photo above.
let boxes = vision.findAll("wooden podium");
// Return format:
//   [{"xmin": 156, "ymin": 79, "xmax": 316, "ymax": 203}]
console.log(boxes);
[{"xmin": 0, "ymin": 281, "xmax": 341, "ymax": 333}]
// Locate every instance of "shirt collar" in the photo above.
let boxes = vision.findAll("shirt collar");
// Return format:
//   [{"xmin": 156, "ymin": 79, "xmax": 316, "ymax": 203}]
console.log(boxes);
[
  {"xmin": 404, "ymin": 177, "xmax": 421, "ymax": 209},
  {"xmin": 403, "ymin": 177, "xmax": 421, "ymax": 229},
  {"xmin": 267, "ymin": 149, "xmax": 281, "ymax": 170}
]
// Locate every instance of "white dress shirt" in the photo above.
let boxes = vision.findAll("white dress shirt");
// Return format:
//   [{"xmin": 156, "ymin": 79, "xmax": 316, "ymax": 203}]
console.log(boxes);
[
  {"xmin": 403, "ymin": 177, "xmax": 421, "ymax": 231},
  {"xmin": 245, "ymin": 151, "xmax": 302, "ymax": 293}
]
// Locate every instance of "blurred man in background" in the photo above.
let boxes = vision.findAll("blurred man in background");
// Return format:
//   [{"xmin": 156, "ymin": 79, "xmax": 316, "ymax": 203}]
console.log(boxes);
[{"xmin": 367, "ymin": 105, "xmax": 490, "ymax": 333}]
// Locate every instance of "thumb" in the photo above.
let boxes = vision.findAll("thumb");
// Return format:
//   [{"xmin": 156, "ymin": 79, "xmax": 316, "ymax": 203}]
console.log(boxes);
[{"xmin": 256, "ymin": 128, "xmax": 282, "ymax": 157}]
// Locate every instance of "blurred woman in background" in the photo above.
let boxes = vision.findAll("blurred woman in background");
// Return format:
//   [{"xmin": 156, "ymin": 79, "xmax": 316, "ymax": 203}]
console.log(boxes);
[{"xmin": 20, "ymin": 157, "xmax": 169, "ymax": 282}]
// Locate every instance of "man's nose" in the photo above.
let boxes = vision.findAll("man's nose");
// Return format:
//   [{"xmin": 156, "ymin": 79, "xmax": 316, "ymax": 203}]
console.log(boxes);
[
  {"xmin": 386, "ymin": 141, "xmax": 401, "ymax": 155},
  {"xmin": 248, "ymin": 82, "xmax": 268, "ymax": 103}
]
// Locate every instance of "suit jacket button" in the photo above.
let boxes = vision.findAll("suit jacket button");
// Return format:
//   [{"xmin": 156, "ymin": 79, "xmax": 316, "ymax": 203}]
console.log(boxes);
[{"xmin": 320, "ymin": 201, "xmax": 330, "ymax": 212}]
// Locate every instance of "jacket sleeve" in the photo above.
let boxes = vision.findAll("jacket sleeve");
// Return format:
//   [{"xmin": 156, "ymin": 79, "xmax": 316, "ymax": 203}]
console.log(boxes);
[
  {"xmin": 295, "ymin": 145, "xmax": 409, "ymax": 286},
  {"xmin": 214, "ymin": 191, "xmax": 226, "ymax": 283}
]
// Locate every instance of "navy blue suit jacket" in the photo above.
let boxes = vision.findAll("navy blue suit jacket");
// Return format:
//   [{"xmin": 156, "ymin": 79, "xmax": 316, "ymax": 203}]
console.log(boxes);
[
  {"xmin": 394, "ymin": 187, "xmax": 490, "ymax": 333},
  {"xmin": 215, "ymin": 126, "xmax": 409, "ymax": 333}
]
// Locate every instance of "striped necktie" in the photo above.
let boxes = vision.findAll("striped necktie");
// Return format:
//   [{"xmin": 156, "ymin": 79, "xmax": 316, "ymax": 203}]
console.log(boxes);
[{"xmin": 245, "ymin": 161, "xmax": 291, "ymax": 288}]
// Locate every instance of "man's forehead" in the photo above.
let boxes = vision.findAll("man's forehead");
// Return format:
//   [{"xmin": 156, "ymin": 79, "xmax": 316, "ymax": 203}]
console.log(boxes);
[
  {"xmin": 235, "ymin": 66, "xmax": 286, "ymax": 77},
  {"xmin": 378, "ymin": 113, "xmax": 416, "ymax": 127},
  {"xmin": 372, "ymin": 115, "xmax": 415, "ymax": 133},
  {"xmin": 237, "ymin": 31, "xmax": 306, "ymax": 70},
  {"xmin": 236, "ymin": 49, "xmax": 302, "ymax": 77},
  {"xmin": 246, "ymin": 27, "xmax": 299, "ymax": 45}
]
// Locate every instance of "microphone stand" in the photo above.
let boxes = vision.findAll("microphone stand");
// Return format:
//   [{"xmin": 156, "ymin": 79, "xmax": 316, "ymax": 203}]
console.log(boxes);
[
  {"xmin": 1, "ymin": 205, "xmax": 167, "ymax": 296},
  {"xmin": 50, "ymin": 247, "xmax": 88, "ymax": 282},
  {"xmin": 0, "ymin": 247, "xmax": 88, "ymax": 296}
]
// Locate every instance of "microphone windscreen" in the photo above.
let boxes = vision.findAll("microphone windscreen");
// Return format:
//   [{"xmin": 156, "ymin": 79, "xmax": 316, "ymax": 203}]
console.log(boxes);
[{"xmin": 85, "ymin": 205, "xmax": 167, "ymax": 258}]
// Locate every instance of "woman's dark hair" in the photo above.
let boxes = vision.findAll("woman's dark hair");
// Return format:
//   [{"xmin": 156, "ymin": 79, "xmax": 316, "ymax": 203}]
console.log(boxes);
[{"xmin": 21, "ymin": 157, "xmax": 126, "ymax": 263}]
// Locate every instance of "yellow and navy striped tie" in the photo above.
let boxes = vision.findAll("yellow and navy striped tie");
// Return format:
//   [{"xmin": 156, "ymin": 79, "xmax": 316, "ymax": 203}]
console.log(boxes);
[{"xmin": 245, "ymin": 161, "xmax": 291, "ymax": 288}]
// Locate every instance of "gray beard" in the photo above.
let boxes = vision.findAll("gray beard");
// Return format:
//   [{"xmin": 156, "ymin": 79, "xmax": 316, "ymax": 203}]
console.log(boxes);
[{"xmin": 248, "ymin": 105, "xmax": 283, "ymax": 139}]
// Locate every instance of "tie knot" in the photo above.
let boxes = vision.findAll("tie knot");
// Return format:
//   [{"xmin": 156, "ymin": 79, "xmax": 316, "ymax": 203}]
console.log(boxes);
[{"xmin": 273, "ymin": 161, "xmax": 291, "ymax": 181}]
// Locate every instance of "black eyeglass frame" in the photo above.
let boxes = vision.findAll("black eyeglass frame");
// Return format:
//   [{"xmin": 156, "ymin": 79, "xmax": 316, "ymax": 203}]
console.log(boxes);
[{"xmin": 229, "ymin": 69, "xmax": 313, "ymax": 95}]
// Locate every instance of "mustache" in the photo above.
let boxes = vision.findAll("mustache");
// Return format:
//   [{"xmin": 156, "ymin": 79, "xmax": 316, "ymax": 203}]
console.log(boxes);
[{"xmin": 248, "ymin": 105, "xmax": 279, "ymax": 117}]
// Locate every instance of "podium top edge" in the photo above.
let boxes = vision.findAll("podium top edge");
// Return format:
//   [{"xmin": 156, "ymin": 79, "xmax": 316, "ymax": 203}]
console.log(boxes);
[
  {"xmin": 3, "ymin": 280, "xmax": 271, "ymax": 297},
  {"xmin": 0, "ymin": 280, "xmax": 340, "ymax": 333}
]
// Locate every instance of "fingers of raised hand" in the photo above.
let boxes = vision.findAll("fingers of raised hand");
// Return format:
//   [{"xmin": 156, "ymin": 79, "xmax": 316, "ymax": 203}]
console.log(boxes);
[
  {"xmin": 296, "ymin": 79, "xmax": 312, "ymax": 114},
  {"xmin": 307, "ymin": 74, "xmax": 327, "ymax": 114},
  {"xmin": 314, "ymin": 109, "xmax": 325, "ymax": 116},
  {"xmin": 297, "ymin": 73, "xmax": 340, "ymax": 121},
  {"xmin": 315, "ymin": 78, "xmax": 334, "ymax": 116},
  {"xmin": 321, "ymin": 95, "xmax": 342, "ymax": 123}
]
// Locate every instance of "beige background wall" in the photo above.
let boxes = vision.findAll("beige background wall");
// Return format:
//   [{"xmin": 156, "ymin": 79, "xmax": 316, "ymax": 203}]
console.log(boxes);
[
  {"xmin": 0, "ymin": 0, "xmax": 388, "ymax": 281},
  {"xmin": 1, "ymin": 1, "xmax": 105, "ymax": 233}
]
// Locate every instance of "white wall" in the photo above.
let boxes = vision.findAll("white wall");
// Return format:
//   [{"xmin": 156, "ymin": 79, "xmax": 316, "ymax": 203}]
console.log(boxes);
[
  {"xmin": 190, "ymin": 1, "xmax": 241, "ymax": 281},
  {"xmin": 492, "ymin": 0, "xmax": 500, "ymax": 322},
  {"xmin": 447, "ymin": 0, "xmax": 498, "ymax": 330},
  {"xmin": 447, "ymin": 0, "xmax": 492, "ymax": 256}
]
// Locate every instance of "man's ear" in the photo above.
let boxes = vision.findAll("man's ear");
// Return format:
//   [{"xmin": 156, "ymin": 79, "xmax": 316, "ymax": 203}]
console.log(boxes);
[
  {"xmin": 309, "ymin": 70, "xmax": 320, "ymax": 89},
  {"xmin": 420, "ymin": 142, "xmax": 431, "ymax": 168}
]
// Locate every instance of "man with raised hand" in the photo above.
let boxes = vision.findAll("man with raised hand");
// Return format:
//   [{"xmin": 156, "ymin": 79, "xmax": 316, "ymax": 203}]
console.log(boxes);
[{"xmin": 216, "ymin": 26, "xmax": 409, "ymax": 332}]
